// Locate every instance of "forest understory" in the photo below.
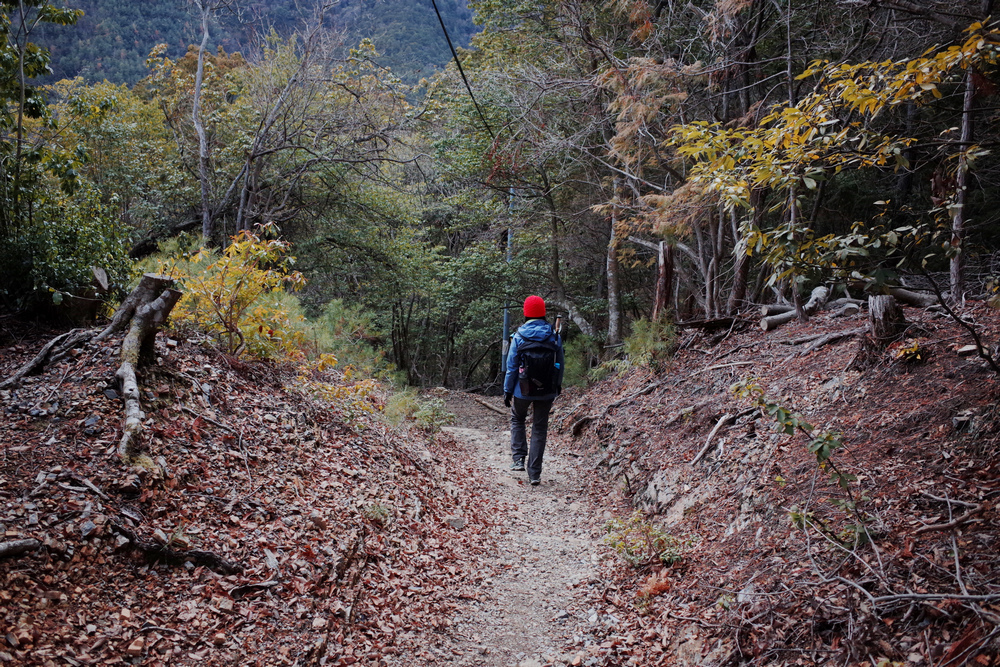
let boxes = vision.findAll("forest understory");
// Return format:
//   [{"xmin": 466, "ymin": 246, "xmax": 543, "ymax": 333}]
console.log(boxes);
[{"xmin": 2, "ymin": 298, "xmax": 1000, "ymax": 667}]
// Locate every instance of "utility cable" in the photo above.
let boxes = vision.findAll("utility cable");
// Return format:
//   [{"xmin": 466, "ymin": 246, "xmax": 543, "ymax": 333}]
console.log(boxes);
[{"xmin": 429, "ymin": 0, "xmax": 495, "ymax": 140}]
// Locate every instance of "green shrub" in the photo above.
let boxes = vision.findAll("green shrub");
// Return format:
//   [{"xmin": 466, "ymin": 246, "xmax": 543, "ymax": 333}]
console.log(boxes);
[
  {"xmin": 624, "ymin": 316, "xmax": 677, "ymax": 371},
  {"xmin": 383, "ymin": 388, "xmax": 455, "ymax": 432},
  {"xmin": 384, "ymin": 387, "xmax": 420, "ymax": 426},
  {"xmin": 603, "ymin": 510, "xmax": 685, "ymax": 568},
  {"xmin": 562, "ymin": 335, "xmax": 600, "ymax": 387},
  {"xmin": 2, "ymin": 185, "xmax": 136, "ymax": 308},
  {"xmin": 588, "ymin": 316, "xmax": 677, "ymax": 381},
  {"xmin": 312, "ymin": 299, "xmax": 395, "ymax": 379},
  {"xmin": 413, "ymin": 397, "xmax": 455, "ymax": 432}
]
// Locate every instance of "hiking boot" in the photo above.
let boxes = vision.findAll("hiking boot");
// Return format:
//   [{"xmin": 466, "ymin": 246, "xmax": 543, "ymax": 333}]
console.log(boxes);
[
  {"xmin": 510, "ymin": 458, "xmax": 525, "ymax": 472},
  {"xmin": 529, "ymin": 477, "xmax": 540, "ymax": 486}
]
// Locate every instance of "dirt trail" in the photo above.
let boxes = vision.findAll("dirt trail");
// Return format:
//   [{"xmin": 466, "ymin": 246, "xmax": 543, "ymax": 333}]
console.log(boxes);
[{"xmin": 437, "ymin": 395, "xmax": 610, "ymax": 667}]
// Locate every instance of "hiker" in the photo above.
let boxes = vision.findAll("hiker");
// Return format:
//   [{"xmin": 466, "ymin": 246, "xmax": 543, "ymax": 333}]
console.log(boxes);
[{"xmin": 504, "ymin": 295, "xmax": 564, "ymax": 486}]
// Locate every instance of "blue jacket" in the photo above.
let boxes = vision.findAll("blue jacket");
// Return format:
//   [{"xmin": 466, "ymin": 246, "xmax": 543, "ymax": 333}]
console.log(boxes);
[{"xmin": 504, "ymin": 319, "xmax": 564, "ymax": 401}]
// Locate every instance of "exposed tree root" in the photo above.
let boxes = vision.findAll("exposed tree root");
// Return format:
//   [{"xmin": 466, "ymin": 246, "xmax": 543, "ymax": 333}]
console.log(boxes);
[
  {"xmin": 109, "ymin": 521, "xmax": 242, "ymax": 575},
  {"xmin": 0, "ymin": 538, "xmax": 41, "ymax": 559},
  {"xmin": 0, "ymin": 328, "xmax": 95, "ymax": 389}
]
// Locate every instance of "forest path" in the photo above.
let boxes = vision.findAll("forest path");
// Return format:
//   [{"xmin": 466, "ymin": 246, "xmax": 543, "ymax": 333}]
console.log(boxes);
[{"xmin": 438, "ymin": 394, "xmax": 608, "ymax": 667}]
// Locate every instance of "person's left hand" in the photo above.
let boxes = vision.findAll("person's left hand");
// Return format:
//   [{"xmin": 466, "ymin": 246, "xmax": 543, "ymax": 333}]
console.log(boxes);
[{"xmin": 504, "ymin": 392, "xmax": 513, "ymax": 407}]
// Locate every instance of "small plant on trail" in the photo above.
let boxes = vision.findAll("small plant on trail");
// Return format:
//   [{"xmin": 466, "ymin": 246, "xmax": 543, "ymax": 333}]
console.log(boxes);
[
  {"xmin": 384, "ymin": 389, "xmax": 455, "ymax": 432},
  {"xmin": 363, "ymin": 502, "xmax": 391, "ymax": 527},
  {"xmin": 603, "ymin": 510, "xmax": 684, "ymax": 568},
  {"xmin": 413, "ymin": 397, "xmax": 455, "ymax": 432},
  {"xmin": 161, "ymin": 223, "xmax": 307, "ymax": 359},
  {"xmin": 734, "ymin": 379, "xmax": 871, "ymax": 545}
]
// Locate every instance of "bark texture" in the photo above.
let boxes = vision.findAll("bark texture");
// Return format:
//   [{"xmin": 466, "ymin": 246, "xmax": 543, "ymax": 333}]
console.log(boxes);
[
  {"xmin": 116, "ymin": 286, "xmax": 182, "ymax": 461},
  {"xmin": 869, "ymin": 295, "xmax": 907, "ymax": 347}
]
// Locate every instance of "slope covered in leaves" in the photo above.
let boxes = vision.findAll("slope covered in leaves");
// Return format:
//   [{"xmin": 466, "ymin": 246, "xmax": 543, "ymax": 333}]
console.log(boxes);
[
  {"xmin": 0, "ymin": 327, "xmax": 504, "ymax": 665},
  {"xmin": 556, "ymin": 303, "xmax": 1000, "ymax": 665}
]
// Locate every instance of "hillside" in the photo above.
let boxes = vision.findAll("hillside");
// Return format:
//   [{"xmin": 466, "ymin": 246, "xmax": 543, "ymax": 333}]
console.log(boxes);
[
  {"xmin": 37, "ymin": 0, "xmax": 476, "ymax": 85},
  {"xmin": 553, "ymin": 300, "xmax": 1000, "ymax": 665},
  {"xmin": 2, "ymin": 297, "xmax": 1000, "ymax": 665}
]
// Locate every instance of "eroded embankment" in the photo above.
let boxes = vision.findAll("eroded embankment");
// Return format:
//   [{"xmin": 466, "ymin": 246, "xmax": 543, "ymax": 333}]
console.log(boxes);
[{"xmin": 552, "ymin": 303, "xmax": 1000, "ymax": 666}]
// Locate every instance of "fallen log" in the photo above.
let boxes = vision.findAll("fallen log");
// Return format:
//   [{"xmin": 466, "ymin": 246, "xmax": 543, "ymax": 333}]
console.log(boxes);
[
  {"xmin": 887, "ymin": 287, "xmax": 938, "ymax": 308},
  {"xmin": 826, "ymin": 297, "xmax": 865, "ymax": 310},
  {"xmin": 117, "ymin": 286, "xmax": 182, "ymax": 461},
  {"xmin": 830, "ymin": 303, "xmax": 861, "ymax": 318},
  {"xmin": 797, "ymin": 327, "xmax": 867, "ymax": 356},
  {"xmin": 0, "ymin": 273, "xmax": 180, "ymax": 390},
  {"xmin": 570, "ymin": 378, "xmax": 671, "ymax": 437},
  {"xmin": 471, "ymin": 394, "xmax": 508, "ymax": 417},
  {"xmin": 761, "ymin": 286, "xmax": 828, "ymax": 331},
  {"xmin": 0, "ymin": 538, "xmax": 41, "ymax": 559},
  {"xmin": 691, "ymin": 407, "xmax": 757, "ymax": 464},
  {"xmin": 0, "ymin": 328, "xmax": 94, "ymax": 389},
  {"xmin": 760, "ymin": 304, "xmax": 794, "ymax": 316},
  {"xmin": 803, "ymin": 285, "xmax": 830, "ymax": 315}
]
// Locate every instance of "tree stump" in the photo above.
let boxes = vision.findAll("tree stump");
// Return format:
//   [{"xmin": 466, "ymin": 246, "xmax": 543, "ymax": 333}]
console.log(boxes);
[
  {"xmin": 96, "ymin": 273, "xmax": 176, "ymax": 342},
  {"xmin": 869, "ymin": 295, "xmax": 907, "ymax": 347}
]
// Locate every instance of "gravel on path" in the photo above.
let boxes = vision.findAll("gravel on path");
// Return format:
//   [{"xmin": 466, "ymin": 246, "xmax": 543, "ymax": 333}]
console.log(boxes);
[{"xmin": 433, "ymin": 393, "xmax": 611, "ymax": 667}]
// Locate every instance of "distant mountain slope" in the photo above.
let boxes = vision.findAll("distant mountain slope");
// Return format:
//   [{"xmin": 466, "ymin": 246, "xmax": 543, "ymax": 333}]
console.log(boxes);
[{"xmin": 38, "ymin": 0, "xmax": 476, "ymax": 85}]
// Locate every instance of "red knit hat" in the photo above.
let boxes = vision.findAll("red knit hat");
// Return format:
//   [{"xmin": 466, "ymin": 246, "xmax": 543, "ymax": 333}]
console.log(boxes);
[{"xmin": 523, "ymin": 295, "xmax": 546, "ymax": 318}]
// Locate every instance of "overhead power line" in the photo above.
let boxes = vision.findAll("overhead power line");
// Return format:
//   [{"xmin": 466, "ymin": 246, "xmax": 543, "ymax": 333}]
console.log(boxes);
[{"xmin": 429, "ymin": 0, "xmax": 495, "ymax": 140}]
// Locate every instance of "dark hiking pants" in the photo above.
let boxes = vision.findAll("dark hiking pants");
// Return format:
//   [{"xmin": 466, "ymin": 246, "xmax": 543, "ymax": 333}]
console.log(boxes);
[{"xmin": 510, "ymin": 397, "xmax": 554, "ymax": 480}]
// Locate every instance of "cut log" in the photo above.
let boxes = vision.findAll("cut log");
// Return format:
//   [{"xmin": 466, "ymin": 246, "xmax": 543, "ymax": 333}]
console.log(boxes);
[
  {"xmin": 886, "ymin": 287, "xmax": 938, "ymax": 308},
  {"xmin": 760, "ymin": 285, "xmax": 828, "ymax": 331},
  {"xmin": 116, "ymin": 288, "xmax": 182, "ymax": 461},
  {"xmin": 830, "ymin": 304, "xmax": 861, "ymax": 318},
  {"xmin": 761, "ymin": 310, "xmax": 796, "ymax": 331},
  {"xmin": 0, "ymin": 539, "xmax": 41, "ymax": 559},
  {"xmin": 760, "ymin": 304, "xmax": 794, "ymax": 317},
  {"xmin": 869, "ymin": 295, "xmax": 907, "ymax": 347}
]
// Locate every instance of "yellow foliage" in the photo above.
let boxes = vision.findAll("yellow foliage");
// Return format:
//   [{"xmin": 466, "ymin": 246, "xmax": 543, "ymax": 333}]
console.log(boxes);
[
  {"xmin": 161, "ymin": 223, "xmax": 307, "ymax": 359},
  {"xmin": 296, "ymin": 354, "xmax": 383, "ymax": 417}
]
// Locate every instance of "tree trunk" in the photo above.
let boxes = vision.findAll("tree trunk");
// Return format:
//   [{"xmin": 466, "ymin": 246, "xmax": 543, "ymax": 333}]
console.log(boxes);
[
  {"xmin": 606, "ymin": 181, "xmax": 622, "ymax": 346},
  {"xmin": 652, "ymin": 242, "xmax": 673, "ymax": 321},
  {"xmin": 96, "ymin": 273, "xmax": 175, "ymax": 342},
  {"xmin": 951, "ymin": 68, "xmax": 974, "ymax": 302},
  {"xmin": 193, "ymin": 3, "xmax": 213, "ymax": 239},
  {"xmin": 868, "ymin": 295, "xmax": 907, "ymax": 348}
]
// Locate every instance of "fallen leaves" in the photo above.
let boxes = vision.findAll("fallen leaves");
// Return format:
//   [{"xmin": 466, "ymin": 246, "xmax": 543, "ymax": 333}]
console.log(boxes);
[{"xmin": 1, "ymin": 336, "xmax": 503, "ymax": 665}]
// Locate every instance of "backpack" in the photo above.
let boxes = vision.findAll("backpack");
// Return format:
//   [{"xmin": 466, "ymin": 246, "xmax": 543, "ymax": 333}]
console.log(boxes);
[{"xmin": 515, "ymin": 336, "xmax": 559, "ymax": 396}]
